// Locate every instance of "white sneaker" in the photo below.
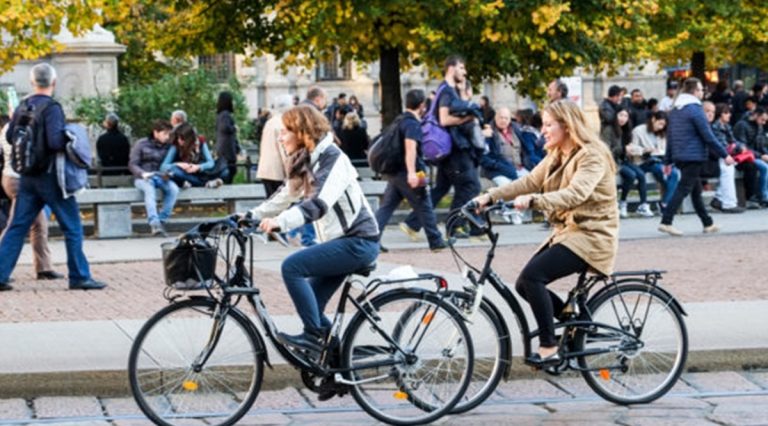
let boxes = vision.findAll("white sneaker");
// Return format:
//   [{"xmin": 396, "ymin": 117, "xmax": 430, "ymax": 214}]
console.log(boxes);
[
  {"xmin": 618, "ymin": 201, "xmax": 628, "ymax": 218},
  {"xmin": 205, "ymin": 178, "xmax": 223, "ymax": 189},
  {"xmin": 636, "ymin": 203, "xmax": 655, "ymax": 217},
  {"xmin": 658, "ymin": 224, "xmax": 684, "ymax": 236}
]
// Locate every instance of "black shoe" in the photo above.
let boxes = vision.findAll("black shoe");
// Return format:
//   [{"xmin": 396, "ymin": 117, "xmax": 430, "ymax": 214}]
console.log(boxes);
[
  {"xmin": 429, "ymin": 241, "xmax": 448, "ymax": 253},
  {"xmin": 721, "ymin": 206, "xmax": 745, "ymax": 213},
  {"xmin": 379, "ymin": 244, "xmax": 389, "ymax": 253},
  {"xmin": 0, "ymin": 282, "xmax": 13, "ymax": 291},
  {"xmin": 709, "ymin": 198, "xmax": 723, "ymax": 211},
  {"xmin": 37, "ymin": 270, "xmax": 65, "ymax": 280},
  {"xmin": 278, "ymin": 329, "xmax": 326, "ymax": 353},
  {"xmin": 525, "ymin": 351, "xmax": 562, "ymax": 367},
  {"xmin": 69, "ymin": 279, "xmax": 107, "ymax": 290},
  {"xmin": 317, "ymin": 376, "xmax": 348, "ymax": 401}
]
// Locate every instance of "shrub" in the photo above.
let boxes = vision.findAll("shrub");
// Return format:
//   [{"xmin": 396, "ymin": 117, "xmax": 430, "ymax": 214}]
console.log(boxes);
[{"xmin": 73, "ymin": 70, "xmax": 250, "ymax": 144}]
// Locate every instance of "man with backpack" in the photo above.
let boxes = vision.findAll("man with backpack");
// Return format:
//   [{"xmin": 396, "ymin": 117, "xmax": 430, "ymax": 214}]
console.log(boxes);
[
  {"xmin": 372, "ymin": 89, "xmax": 447, "ymax": 252},
  {"xmin": 402, "ymin": 55, "xmax": 483, "ymax": 239},
  {"xmin": 0, "ymin": 63, "xmax": 106, "ymax": 291}
]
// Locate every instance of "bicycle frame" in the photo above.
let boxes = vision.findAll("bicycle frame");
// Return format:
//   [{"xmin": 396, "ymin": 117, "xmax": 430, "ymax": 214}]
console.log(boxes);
[{"xmin": 448, "ymin": 203, "xmax": 687, "ymax": 374}]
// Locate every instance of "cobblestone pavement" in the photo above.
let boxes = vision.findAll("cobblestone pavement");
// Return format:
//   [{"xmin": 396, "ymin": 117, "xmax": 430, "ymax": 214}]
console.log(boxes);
[
  {"xmin": 1, "ymin": 232, "xmax": 767, "ymax": 323},
  {"xmin": 0, "ymin": 370, "xmax": 766, "ymax": 425}
]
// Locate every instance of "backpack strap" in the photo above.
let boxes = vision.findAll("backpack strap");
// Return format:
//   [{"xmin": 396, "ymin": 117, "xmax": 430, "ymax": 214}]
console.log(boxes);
[{"xmin": 427, "ymin": 83, "xmax": 449, "ymax": 124}]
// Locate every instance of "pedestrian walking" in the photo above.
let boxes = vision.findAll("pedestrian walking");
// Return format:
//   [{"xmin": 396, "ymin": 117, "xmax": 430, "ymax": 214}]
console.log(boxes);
[
  {"xmin": 215, "ymin": 91, "xmax": 240, "ymax": 184},
  {"xmin": 257, "ymin": 94, "xmax": 293, "ymax": 198},
  {"xmin": 0, "ymin": 63, "xmax": 106, "ymax": 291}
]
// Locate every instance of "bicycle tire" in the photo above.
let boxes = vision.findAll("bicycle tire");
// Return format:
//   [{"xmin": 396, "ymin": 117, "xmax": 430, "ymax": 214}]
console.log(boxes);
[
  {"xmin": 575, "ymin": 283, "xmax": 688, "ymax": 404},
  {"xmin": 128, "ymin": 298, "xmax": 265, "ymax": 426},
  {"xmin": 408, "ymin": 291, "xmax": 509, "ymax": 414},
  {"xmin": 341, "ymin": 290, "xmax": 474, "ymax": 425}
]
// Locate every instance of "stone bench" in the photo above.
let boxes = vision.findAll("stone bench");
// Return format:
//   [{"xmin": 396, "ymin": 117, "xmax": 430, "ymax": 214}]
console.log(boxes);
[{"xmin": 75, "ymin": 181, "xmax": 388, "ymax": 238}]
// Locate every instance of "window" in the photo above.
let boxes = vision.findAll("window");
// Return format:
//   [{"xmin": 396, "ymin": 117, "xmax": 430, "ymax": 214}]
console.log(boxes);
[
  {"xmin": 316, "ymin": 50, "xmax": 351, "ymax": 81},
  {"xmin": 198, "ymin": 53, "xmax": 236, "ymax": 82}
]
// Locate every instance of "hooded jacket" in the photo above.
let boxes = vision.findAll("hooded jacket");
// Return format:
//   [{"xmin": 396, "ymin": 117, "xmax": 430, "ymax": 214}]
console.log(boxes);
[{"xmin": 665, "ymin": 94, "xmax": 728, "ymax": 164}]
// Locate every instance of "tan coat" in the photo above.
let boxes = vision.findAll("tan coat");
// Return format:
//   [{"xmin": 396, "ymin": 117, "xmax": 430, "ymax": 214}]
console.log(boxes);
[
  {"xmin": 257, "ymin": 113, "xmax": 289, "ymax": 181},
  {"xmin": 487, "ymin": 141, "xmax": 619, "ymax": 276}
]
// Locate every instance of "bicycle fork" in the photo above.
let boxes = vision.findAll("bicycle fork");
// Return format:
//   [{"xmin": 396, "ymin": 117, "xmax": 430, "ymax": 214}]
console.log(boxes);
[{"xmin": 191, "ymin": 303, "xmax": 229, "ymax": 372}]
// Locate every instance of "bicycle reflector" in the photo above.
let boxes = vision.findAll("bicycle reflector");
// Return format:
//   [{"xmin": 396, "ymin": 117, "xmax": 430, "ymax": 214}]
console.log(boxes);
[
  {"xmin": 422, "ymin": 311, "xmax": 435, "ymax": 325},
  {"xmin": 393, "ymin": 391, "xmax": 408, "ymax": 400},
  {"xmin": 182, "ymin": 380, "xmax": 199, "ymax": 391},
  {"xmin": 599, "ymin": 369, "xmax": 611, "ymax": 381},
  {"xmin": 438, "ymin": 278, "xmax": 448, "ymax": 289}
]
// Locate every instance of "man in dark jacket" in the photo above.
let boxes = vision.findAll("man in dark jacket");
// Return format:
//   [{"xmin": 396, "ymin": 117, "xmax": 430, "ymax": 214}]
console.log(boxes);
[
  {"xmin": 733, "ymin": 107, "xmax": 768, "ymax": 204},
  {"xmin": 375, "ymin": 89, "xmax": 447, "ymax": 252},
  {"xmin": 129, "ymin": 119, "xmax": 177, "ymax": 236},
  {"xmin": 0, "ymin": 63, "xmax": 106, "ymax": 291},
  {"xmin": 659, "ymin": 77, "xmax": 735, "ymax": 237},
  {"xmin": 402, "ymin": 55, "xmax": 482, "ymax": 238},
  {"xmin": 628, "ymin": 89, "xmax": 648, "ymax": 128},
  {"xmin": 96, "ymin": 113, "xmax": 130, "ymax": 175},
  {"xmin": 599, "ymin": 85, "xmax": 622, "ymax": 133}
]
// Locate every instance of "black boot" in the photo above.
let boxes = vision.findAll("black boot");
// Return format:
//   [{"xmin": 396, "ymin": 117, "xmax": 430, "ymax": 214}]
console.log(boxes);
[{"xmin": 278, "ymin": 327, "xmax": 328, "ymax": 354}]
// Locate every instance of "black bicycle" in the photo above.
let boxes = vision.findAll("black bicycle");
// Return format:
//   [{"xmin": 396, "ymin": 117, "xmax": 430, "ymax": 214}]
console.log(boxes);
[
  {"xmin": 432, "ymin": 202, "xmax": 688, "ymax": 412},
  {"xmin": 127, "ymin": 218, "xmax": 474, "ymax": 426}
]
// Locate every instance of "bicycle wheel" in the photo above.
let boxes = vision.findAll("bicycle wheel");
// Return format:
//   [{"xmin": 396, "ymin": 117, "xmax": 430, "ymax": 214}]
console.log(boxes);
[
  {"xmin": 438, "ymin": 291, "xmax": 509, "ymax": 414},
  {"xmin": 128, "ymin": 298, "xmax": 264, "ymax": 426},
  {"xmin": 342, "ymin": 290, "xmax": 473, "ymax": 425},
  {"xmin": 576, "ymin": 283, "xmax": 688, "ymax": 404}
]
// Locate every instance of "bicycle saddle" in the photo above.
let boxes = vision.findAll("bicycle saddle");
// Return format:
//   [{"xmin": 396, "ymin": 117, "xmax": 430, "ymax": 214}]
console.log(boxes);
[{"xmin": 352, "ymin": 263, "xmax": 377, "ymax": 277}]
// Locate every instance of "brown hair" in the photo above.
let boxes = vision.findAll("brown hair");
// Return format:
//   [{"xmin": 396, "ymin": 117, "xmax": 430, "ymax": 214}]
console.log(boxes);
[
  {"xmin": 543, "ymin": 100, "xmax": 616, "ymax": 174},
  {"xmin": 173, "ymin": 122, "xmax": 200, "ymax": 163},
  {"xmin": 281, "ymin": 105, "xmax": 331, "ymax": 151}
]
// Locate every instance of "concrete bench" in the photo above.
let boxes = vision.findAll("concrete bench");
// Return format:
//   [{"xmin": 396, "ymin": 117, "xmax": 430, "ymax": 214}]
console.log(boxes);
[{"xmin": 75, "ymin": 181, "xmax": 388, "ymax": 238}]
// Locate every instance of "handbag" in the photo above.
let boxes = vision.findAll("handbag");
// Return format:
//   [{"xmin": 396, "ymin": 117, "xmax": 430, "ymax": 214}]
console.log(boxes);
[{"xmin": 727, "ymin": 143, "xmax": 755, "ymax": 164}]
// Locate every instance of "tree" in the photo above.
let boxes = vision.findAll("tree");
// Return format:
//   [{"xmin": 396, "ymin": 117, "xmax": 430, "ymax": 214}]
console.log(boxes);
[
  {"xmin": 650, "ymin": 0, "xmax": 768, "ymax": 83},
  {"xmin": 0, "ymin": 1, "xmax": 104, "ymax": 72},
  {"xmin": 118, "ymin": 0, "xmax": 663, "ymax": 126}
]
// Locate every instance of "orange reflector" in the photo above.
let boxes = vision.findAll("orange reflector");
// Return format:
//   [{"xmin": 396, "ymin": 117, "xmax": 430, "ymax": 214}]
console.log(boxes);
[
  {"xmin": 393, "ymin": 391, "xmax": 408, "ymax": 400},
  {"xmin": 422, "ymin": 312, "xmax": 434, "ymax": 325},
  {"xmin": 599, "ymin": 369, "xmax": 611, "ymax": 381},
  {"xmin": 182, "ymin": 380, "xmax": 199, "ymax": 391}
]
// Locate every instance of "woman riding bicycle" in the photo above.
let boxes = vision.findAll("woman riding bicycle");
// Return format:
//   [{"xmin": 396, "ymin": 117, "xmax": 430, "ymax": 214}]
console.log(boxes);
[
  {"xmin": 247, "ymin": 105, "xmax": 379, "ymax": 352},
  {"xmin": 473, "ymin": 100, "xmax": 619, "ymax": 366}
]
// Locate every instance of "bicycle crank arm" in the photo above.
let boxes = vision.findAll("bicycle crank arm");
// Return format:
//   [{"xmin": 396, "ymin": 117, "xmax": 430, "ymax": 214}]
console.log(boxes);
[{"xmin": 334, "ymin": 372, "xmax": 390, "ymax": 386}]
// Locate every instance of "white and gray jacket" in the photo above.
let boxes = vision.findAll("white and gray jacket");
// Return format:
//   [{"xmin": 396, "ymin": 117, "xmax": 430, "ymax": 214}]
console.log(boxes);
[{"xmin": 250, "ymin": 133, "xmax": 379, "ymax": 242}]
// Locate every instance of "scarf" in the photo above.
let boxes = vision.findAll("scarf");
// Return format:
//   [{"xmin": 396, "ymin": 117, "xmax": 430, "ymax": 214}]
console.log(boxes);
[{"xmin": 286, "ymin": 147, "xmax": 315, "ymax": 196}]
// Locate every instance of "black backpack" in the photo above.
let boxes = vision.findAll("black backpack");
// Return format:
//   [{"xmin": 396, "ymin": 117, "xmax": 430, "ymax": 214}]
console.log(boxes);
[
  {"xmin": 367, "ymin": 115, "xmax": 405, "ymax": 175},
  {"xmin": 10, "ymin": 98, "xmax": 55, "ymax": 175}
]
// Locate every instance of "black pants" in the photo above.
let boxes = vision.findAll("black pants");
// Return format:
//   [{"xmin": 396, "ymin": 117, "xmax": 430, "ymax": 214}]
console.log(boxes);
[
  {"xmin": 223, "ymin": 164, "xmax": 238, "ymax": 184},
  {"xmin": 515, "ymin": 244, "xmax": 589, "ymax": 347},
  {"xmin": 404, "ymin": 150, "xmax": 481, "ymax": 233},
  {"xmin": 661, "ymin": 161, "xmax": 713, "ymax": 227},
  {"xmin": 375, "ymin": 172, "xmax": 443, "ymax": 248},
  {"xmin": 262, "ymin": 180, "xmax": 283, "ymax": 198}
]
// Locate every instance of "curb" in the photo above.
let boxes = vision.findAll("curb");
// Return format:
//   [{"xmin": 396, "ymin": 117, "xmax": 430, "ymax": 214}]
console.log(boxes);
[{"xmin": 3, "ymin": 348, "xmax": 767, "ymax": 399}]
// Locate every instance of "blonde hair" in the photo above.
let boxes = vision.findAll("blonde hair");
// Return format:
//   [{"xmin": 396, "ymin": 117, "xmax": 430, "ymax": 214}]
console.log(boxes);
[
  {"xmin": 281, "ymin": 105, "xmax": 331, "ymax": 151},
  {"xmin": 342, "ymin": 111, "xmax": 361, "ymax": 130},
  {"xmin": 544, "ymin": 100, "xmax": 616, "ymax": 173}
]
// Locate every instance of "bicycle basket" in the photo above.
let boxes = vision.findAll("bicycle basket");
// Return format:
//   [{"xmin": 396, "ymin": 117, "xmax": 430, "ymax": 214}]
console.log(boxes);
[{"xmin": 161, "ymin": 239, "xmax": 217, "ymax": 288}]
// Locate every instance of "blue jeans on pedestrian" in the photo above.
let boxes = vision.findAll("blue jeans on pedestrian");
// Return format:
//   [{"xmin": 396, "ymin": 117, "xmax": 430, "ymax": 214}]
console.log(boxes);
[
  {"xmin": 753, "ymin": 159, "xmax": 768, "ymax": 200},
  {"xmin": 405, "ymin": 150, "xmax": 480, "ymax": 233},
  {"xmin": 0, "ymin": 170, "xmax": 90, "ymax": 284},
  {"xmin": 376, "ymin": 172, "xmax": 443, "ymax": 248},
  {"xmin": 281, "ymin": 236, "xmax": 379, "ymax": 331},
  {"xmin": 134, "ymin": 176, "xmax": 179, "ymax": 224},
  {"xmin": 168, "ymin": 165, "xmax": 226, "ymax": 187}
]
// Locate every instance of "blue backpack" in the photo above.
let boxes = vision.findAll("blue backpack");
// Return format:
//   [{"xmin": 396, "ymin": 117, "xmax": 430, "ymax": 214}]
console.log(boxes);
[{"xmin": 55, "ymin": 123, "xmax": 92, "ymax": 198}]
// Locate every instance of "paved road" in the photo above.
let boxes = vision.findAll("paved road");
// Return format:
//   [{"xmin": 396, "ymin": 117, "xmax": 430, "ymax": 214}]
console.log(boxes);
[{"xmin": 0, "ymin": 370, "xmax": 766, "ymax": 425}]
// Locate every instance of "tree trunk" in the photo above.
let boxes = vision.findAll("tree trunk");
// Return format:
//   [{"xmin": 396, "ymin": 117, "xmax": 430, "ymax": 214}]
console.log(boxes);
[
  {"xmin": 691, "ymin": 51, "xmax": 706, "ymax": 83},
  {"xmin": 379, "ymin": 46, "xmax": 402, "ymax": 127}
]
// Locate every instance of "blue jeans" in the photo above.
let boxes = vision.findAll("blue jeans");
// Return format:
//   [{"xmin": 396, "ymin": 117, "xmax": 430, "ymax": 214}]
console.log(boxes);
[
  {"xmin": 640, "ymin": 161, "xmax": 680, "ymax": 206},
  {"xmin": 619, "ymin": 163, "xmax": 647, "ymax": 203},
  {"xmin": 405, "ymin": 150, "xmax": 481, "ymax": 233},
  {"xmin": 287, "ymin": 223, "xmax": 316, "ymax": 247},
  {"xmin": 0, "ymin": 170, "xmax": 90, "ymax": 284},
  {"xmin": 134, "ymin": 176, "xmax": 179, "ymax": 224},
  {"xmin": 754, "ymin": 159, "xmax": 768, "ymax": 200},
  {"xmin": 168, "ymin": 165, "xmax": 226, "ymax": 187},
  {"xmin": 281, "ymin": 236, "xmax": 379, "ymax": 331},
  {"xmin": 376, "ymin": 172, "xmax": 443, "ymax": 248}
]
